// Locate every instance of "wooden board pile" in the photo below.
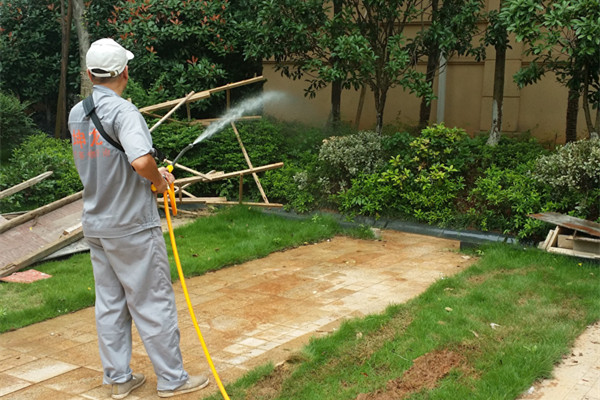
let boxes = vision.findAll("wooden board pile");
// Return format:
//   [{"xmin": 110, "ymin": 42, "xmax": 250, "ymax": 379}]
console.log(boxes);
[{"xmin": 531, "ymin": 212, "xmax": 600, "ymax": 260}]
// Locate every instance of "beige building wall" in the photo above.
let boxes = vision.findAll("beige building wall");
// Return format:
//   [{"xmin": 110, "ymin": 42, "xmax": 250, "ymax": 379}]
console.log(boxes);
[{"xmin": 261, "ymin": 2, "xmax": 590, "ymax": 144}]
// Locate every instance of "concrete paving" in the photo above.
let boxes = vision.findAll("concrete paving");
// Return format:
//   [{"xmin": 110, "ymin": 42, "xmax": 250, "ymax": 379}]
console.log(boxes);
[{"xmin": 0, "ymin": 230, "xmax": 598, "ymax": 399}]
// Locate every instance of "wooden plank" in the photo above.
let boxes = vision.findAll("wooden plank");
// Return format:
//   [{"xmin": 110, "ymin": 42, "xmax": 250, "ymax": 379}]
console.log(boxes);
[
  {"xmin": 539, "ymin": 229, "xmax": 554, "ymax": 250},
  {"xmin": 545, "ymin": 227, "xmax": 561, "ymax": 251},
  {"xmin": 63, "ymin": 222, "xmax": 82, "ymax": 235},
  {"xmin": 0, "ymin": 171, "xmax": 53, "ymax": 200},
  {"xmin": 170, "ymin": 198, "xmax": 283, "ymax": 207},
  {"xmin": 0, "ymin": 191, "xmax": 83, "ymax": 234},
  {"xmin": 166, "ymin": 160, "xmax": 211, "ymax": 179},
  {"xmin": 156, "ymin": 197, "xmax": 227, "ymax": 204},
  {"xmin": 572, "ymin": 237, "xmax": 600, "ymax": 254},
  {"xmin": 0, "ymin": 227, "xmax": 84, "ymax": 277},
  {"xmin": 529, "ymin": 212, "xmax": 600, "ymax": 238},
  {"xmin": 139, "ymin": 90, "xmax": 211, "ymax": 114},
  {"xmin": 208, "ymin": 76, "xmax": 266, "ymax": 95},
  {"xmin": 190, "ymin": 115, "xmax": 261, "ymax": 126},
  {"xmin": 231, "ymin": 121, "xmax": 269, "ymax": 203},
  {"xmin": 546, "ymin": 246, "xmax": 600, "ymax": 260},
  {"xmin": 174, "ymin": 162, "xmax": 284, "ymax": 186},
  {"xmin": 211, "ymin": 201, "xmax": 283, "ymax": 208},
  {"xmin": 149, "ymin": 91, "xmax": 196, "ymax": 133}
]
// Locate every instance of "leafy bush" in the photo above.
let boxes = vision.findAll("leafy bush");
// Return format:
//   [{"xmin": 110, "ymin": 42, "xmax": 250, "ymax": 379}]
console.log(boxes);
[
  {"xmin": 375, "ymin": 124, "xmax": 470, "ymax": 226},
  {"xmin": 336, "ymin": 172, "xmax": 396, "ymax": 218},
  {"xmin": 261, "ymin": 161, "xmax": 320, "ymax": 212},
  {"xmin": 532, "ymin": 138, "xmax": 600, "ymax": 220},
  {"xmin": 466, "ymin": 162, "xmax": 554, "ymax": 239},
  {"xmin": 0, "ymin": 91, "xmax": 37, "ymax": 159},
  {"xmin": 318, "ymin": 130, "xmax": 385, "ymax": 193},
  {"xmin": 474, "ymin": 134, "xmax": 550, "ymax": 171},
  {"xmin": 0, "ymin": 133, "xmax": 82, "ymax": 212}
]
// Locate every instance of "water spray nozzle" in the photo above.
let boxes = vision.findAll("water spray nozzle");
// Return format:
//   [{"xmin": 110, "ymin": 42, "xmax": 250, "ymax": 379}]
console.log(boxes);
[{"xmin": 170, "ymin": 143, "xmax": 194, "ymax": 168}]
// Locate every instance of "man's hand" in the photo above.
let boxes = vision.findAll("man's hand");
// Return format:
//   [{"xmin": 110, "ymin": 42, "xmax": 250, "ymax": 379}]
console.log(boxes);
[
  {"xmin": 156, "ymin": 166, "xmax": 175, "ymax": 193},
  {"xmin": 131, "ymin": 153, "xmax": 175, "ymax": 193}
]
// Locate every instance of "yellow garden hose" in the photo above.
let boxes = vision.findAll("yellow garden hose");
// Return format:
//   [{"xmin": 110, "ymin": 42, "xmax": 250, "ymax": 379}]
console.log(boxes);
[{"xmin": 162, "ymin": 181, "xmax": 231, "ymax": 400}]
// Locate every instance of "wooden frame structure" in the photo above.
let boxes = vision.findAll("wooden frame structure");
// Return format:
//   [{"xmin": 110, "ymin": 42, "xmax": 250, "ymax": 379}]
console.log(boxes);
[{"xmin": 140, "ymin": 76, "xmax": 284, "ymax": 208}]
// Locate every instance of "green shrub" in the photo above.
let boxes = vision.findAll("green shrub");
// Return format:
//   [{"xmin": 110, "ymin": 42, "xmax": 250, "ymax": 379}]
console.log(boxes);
[
  {"xmin": 261, "ymin": 161, "xmax": 320, "ymax": 213},
  {"xmin": 532, "ymin": 138, "xmax": 600, "ymax": 220},
  {"xmin": 318, "ymin": 130, "xmax": 385, "ymax": 193},
  {"xmin": 380, "ymin": 130, "xmax": 415, "ymax": 159},
  {"xmin": 0, "ymin": 91, "xmax": 37, "ymax": 160},
  {"xmin": 466, "ymin": 162, "xmax": 554, "ymax": 239},
  {"xmin": 374, "ymin": 124, "xmax": 470, "ymax": 226},
  {"xmin": 475, "ymin": 134, "xmax": 550, "ymax": 171},
  {"xmin": 0, "ymin": 133, "xmax": 82, "ymax": 212},
  {"xmin": 336, "ymin": 172, "xmax": 396, "ymax": 218}
]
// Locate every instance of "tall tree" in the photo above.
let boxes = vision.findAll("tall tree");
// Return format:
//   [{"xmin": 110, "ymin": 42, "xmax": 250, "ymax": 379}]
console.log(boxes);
[
  {"xmin": 109, "ymin": 0, "xmax": 245, "ymax": 113},
  {"xmin": 414, "ymin": 0, "xmax": 484, "ymax": 128},
  {"xmin": 502, "ymin": 0, "xmax": 600, "ymax": 142},
  {"xmin": 245, "ymin": 0, "xmax": 433, "ymax": 135},
  {"xmin": 242, "ymin": 0, "xmax": 343, "ymax": 125},
  {"xmin": 484, "ymin": 1, "xmax": 510, "ymax": 146},
  {"xmin": 54, "ymin": 0, "xmax": 73, "ymax": 139},
  {"xmin": 73, "ymin": 0, "xmax": 92, "ymax": 98}
]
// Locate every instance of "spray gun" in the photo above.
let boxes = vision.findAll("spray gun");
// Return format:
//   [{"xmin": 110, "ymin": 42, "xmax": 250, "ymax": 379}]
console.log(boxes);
[{"xmin": 169, "ymin": 143, "xmax": 195, "ymax": 169}]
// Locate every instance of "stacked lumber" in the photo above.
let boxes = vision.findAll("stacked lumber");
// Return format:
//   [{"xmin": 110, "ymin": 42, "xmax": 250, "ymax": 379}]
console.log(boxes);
[{"xmin": 531, "ymin": 213, "xmax": 600, "ymax": 260}]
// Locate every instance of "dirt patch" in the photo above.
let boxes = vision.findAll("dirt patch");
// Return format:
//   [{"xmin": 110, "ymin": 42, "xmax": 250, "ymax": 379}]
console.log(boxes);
[
  {"xmin": 355, "ymin": 349, "xmax": 466, "ymax": 400},
  {"xmin": 243, "ymin": 354, "xmax": 306, "ymax": 400}
]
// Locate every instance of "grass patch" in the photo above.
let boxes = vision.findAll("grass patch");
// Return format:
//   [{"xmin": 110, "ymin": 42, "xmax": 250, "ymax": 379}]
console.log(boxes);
[
  {"xmin": 0, "ymin": 206, "xmax": 364, "ymax": 333},
  {"xmin": 202, "ymin": 244, "xmax": 600, "ymax": 400}
]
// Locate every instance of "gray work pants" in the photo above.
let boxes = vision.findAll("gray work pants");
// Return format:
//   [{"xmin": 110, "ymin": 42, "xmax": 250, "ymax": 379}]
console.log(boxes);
[{"xmin": 87, "ymin": 227, "xmax": 189, "ymax": 390}]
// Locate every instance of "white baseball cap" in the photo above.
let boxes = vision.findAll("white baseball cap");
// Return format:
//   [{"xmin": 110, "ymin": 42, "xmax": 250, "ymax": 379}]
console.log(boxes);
[{"xmin": 86, "ymin": 38, "xmax": 134, "ymax": 78}]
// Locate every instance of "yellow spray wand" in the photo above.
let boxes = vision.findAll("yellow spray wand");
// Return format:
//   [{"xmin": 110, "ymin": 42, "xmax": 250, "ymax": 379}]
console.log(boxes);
[{"xmin": 158, "ymin": 165, "xmax": 231, "ymax": 400}]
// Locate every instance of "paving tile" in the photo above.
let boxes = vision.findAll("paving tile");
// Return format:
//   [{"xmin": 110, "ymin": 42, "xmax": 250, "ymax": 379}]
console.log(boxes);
[
  {"xmin": 1, "ymin": 383, "xmax": 84, "ymax": 399},
  {"xmin": 41, "ymin": 367, "xmax": 101, "ymax": 395},
  {"xmin": 4, "ymin": 357, "xmax": 78, "ymax": 383},
  {"xmin": 0, "ymin": 350, "xmax": 38, "ymax": 373},
  {"xmin": 0, "ymin": 374, "xmax": 31, "ymax": 397}
]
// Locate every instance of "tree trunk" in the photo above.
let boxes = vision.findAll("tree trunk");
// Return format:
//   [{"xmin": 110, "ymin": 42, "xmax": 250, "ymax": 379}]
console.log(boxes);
[
  {"xmin": 486, "ymin": 41, "xmax": 506, "ymax": 146},
  {"xmin": 374, "ymin": 87, "xmax": 388, "ymax": 135},
  {"xmin": 55, "ymin": 0, "xmax": 73, "ymax": 139},
  {"xmin": 73, "ymin": 0, "xmax": 92, "ymax": 98},
  {"xmin": 328, "ymin": 0, "xmax": 343, "ymax": 128},
  {"xmin": 565, "ymin": 88, "xmax": 579, "ymax": 143},
  {"xmin": 418, "ymin": 48, "xmax": 439, "ymax": 129},
  {"xmin": 329, "ymin": 80, "xmax": 342, "ymax": 127},
  {"xmin": 418, "ymin": 0, "xmax": 439, "ymax": 129}
]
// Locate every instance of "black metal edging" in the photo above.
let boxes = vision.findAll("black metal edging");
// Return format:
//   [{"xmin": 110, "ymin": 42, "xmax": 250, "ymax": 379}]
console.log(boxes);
[{"xmin": 260, "ymin": 208, "xmax": 517, "ymax": 247}]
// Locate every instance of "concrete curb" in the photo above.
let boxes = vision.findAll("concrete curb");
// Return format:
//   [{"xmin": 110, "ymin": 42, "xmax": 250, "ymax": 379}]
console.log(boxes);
[{"xmin": 260, "ymin": 208, "xmax": 517, "ymax": 247}]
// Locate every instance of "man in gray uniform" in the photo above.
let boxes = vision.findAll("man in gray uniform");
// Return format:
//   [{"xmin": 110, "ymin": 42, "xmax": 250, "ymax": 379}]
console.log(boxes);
[{"xmin": 69, "ymin": 38, "xmax": 209, "ymax": 399}]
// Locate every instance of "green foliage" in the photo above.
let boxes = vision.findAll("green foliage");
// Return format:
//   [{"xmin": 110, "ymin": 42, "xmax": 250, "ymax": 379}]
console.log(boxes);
[
  {"xmin": 0, "ymin": 1, "xmax": 63, "ymax": 101},
  {"xmin": 532, "ymin": 139, "xmax": 600, "ymax": 219},
  {"xmin": 0, "ymin": 133, "xmax": 82, "ymax": 212},
  {"xmin": 318, "ymin": 130, "xmax": 385, "ymax": 193},
  {"xmin": 336, "ymin": 172, "xmax": 396, "ymax": 218},
  {"xmin": 261, "ymin": 162, "xmax": 319, "ymax": 213},
  {"xmin": 243, "ymin": 0, "xmax": 434, "ymax": 132},
  {"xmin": 501, "ymin": 0, "xmax": 600, "ymax": 135},
  {"xmin": 379, "ymin": 124, "xmax": 470, "ymax": 226},
  {"xmin": 467, "ymin": 163, "xmax": 554, "ymax": 239},
  {"xmin": 0, "ymin": 91, "xmax": 37, "ymax": 159},
  {"xmin": 110, "ymin": 0, "xmax": 259, "ymax": 115},
  {"xmin": 474, "ymin": 134, "xmax": 551, "ymax": 171}
]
